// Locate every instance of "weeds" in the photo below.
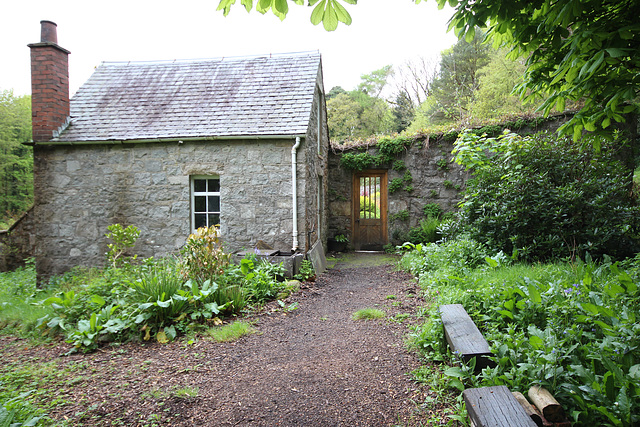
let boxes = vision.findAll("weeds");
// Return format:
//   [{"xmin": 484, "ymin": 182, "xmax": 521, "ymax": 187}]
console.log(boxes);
[
  {"xmin": 294, "ymin": 260, "xmax": 315, "ymax": 281},
  {"xmin": 206, "ymin": 321, "xmax": 256, "ymax": 342},
  {"xmin": 0, "ymin": 360, "xmax": 78, "ymax": 426},
  {"xmin": 0, "ymin": 259, "xmax": 55, "ymax": 337},
  {"xmin": 352, "ymin": 308, "xmax": 385, "ymax": 320},
  {"xmin": 172, "ymin": 386, "xmax": 199, "ymax": 398}
]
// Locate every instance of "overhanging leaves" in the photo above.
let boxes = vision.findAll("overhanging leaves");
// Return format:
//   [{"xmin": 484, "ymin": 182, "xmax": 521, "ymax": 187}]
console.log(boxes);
[
  {"xmin": 218, "ymin": 0, "xmax": 354, "ymax": 30},
  {"xmin": 449, "ymin": 0, "xmax": 640, "ymax": 138}
]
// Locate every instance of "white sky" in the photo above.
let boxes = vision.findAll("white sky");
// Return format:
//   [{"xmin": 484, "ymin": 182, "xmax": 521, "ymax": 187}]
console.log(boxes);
[{"xmin": 2, "ymin": 0, "xmax": 457, "ymax": 97}]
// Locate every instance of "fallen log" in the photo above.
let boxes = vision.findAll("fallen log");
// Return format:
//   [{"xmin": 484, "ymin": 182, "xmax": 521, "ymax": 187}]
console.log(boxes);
[
  {"xmin": 528, "ymin": 385, "xmax": 565, "ymax": 423},
  {"xmin": 512, "ymin": 391, "xmax": 545, "ymax": 427}
]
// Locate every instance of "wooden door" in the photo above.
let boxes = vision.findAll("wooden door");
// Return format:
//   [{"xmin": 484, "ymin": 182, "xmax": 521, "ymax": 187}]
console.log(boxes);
[{"xmin": 352, "ymin": 171, "xmax": 388, "ymax": 251}]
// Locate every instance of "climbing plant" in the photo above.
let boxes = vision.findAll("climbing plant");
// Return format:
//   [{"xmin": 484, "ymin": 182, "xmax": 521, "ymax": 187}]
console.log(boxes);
[{"xmin": 339, "ymin": 135, "xmax": 414, "ymax": 172}]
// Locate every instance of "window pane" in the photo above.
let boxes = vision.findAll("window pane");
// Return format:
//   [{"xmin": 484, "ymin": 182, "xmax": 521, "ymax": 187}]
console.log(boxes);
[
  {"xmin": 208, "ymin": 178, "xmax": 220, "ymax": 192},
  {"xmin": 194, "ymin": 196, "xmax": 206, "ymax": 212},
  {"xmin": 194, "ymin": 179, "xmax": 206, "ymax": 192},
  {"xmin": 208, "ymin": 195, "xmax": 220, "ymax": 212},
  {"xmin": 192, "ymin": 176, "xmax": 221, "ymax": 231},
  {"xmin": 208, "ymin": 214, "xmax": 220, "ymax": 227},
  {"xmin": 194, "ymin": 214, "xmax": 207, "ymax": 229}
]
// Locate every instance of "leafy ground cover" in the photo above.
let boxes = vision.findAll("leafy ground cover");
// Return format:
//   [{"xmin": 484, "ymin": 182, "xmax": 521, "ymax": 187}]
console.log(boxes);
[
  {"xmin": 32, "ymin": 225, "xmax": 299, "ymax": 354},
  {"xmin": 400, "ymin": 239, "xmax": 640, "ymax": 426}
]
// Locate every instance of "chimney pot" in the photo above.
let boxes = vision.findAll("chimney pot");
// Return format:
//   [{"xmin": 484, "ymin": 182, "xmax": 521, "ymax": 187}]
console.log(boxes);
[{"xmin": 40, "ymin": 20, "xmax": 58, "ymax": 44}]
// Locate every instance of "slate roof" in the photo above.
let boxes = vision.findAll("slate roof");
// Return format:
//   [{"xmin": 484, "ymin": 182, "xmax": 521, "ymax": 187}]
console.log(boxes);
[{"xmin": 55, "ymin": 52, "xmax": 321, "ymax": 142}]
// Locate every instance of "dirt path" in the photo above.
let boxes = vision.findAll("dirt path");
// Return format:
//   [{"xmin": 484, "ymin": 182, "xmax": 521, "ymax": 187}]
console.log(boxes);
[{"xmin": 2, "ymin": 253, "xmax": 433, "ymax": 426}]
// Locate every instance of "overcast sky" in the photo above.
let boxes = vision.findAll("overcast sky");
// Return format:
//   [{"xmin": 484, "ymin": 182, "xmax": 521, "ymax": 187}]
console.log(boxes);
[{"xmin": 3, "ymin": 0, "xmax": 457, "ymax": 97}]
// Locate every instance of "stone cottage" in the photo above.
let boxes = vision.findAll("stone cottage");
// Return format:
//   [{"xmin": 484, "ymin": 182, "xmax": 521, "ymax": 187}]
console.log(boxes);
[{"xmin": 28, "ymin": 21, "xmax": 329, "ymax": 280}]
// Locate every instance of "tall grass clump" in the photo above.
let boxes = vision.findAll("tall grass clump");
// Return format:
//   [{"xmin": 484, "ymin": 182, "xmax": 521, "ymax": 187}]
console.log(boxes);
[
  {"xmin": 0, "ymin": 259, "xmax": 56, "ymax": 336},
  {"xmin": 207, "ymin": 321, "xmax": 256, "ymax": 342},
  {"xmin": 133, "ymin": 259, "xmax": 184, "ymax": 303},
  {"xmin": 352, "ymin": 308, "xmax": 385, "ymax": 320}
]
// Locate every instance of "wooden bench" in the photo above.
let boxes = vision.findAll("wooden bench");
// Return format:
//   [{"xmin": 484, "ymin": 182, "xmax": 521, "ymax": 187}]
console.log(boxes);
[
  {"xmin": 439, "ymin": 304, "xmax": 496, "ymax": 371},
  {"xmin": 464, "ymin": 386, "xmax": 538, "ymax": 427}
]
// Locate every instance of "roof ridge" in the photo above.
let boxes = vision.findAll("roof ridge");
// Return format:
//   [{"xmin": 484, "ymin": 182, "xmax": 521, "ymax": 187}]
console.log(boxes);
[{"xmin": 100, "ymin": 50, "xmax": 320, "ymax": 66}]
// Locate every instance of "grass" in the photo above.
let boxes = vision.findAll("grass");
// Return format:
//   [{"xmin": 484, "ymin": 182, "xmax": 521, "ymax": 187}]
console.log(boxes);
[
  {"xmin": 173, "ymin": 386, "xmax": 199, "ymax": 398},
  {"xmin": 0, "ymin": 261, "xmax": 56, "ymax": 336},
  {"xmin": 142, "ymin": 385, "xmax": 199, "ymax": 400},
  {"xmin": 206, "ymin": 321, "xmax": 256, "ymax": 342},
  {"xmin": 352, "ymin": 308, "xmax": 385, "ymax": 320},
  {"xmin": 0, "ymin": 358, "xmax": 76, "ymax": 425}
]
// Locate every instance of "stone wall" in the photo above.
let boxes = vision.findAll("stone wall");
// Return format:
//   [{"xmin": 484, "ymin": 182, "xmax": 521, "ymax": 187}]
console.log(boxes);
[
  {"xmin": 0, "ymin": 208, "xmax": 35, "ymax": 271},
  {"xmin": 302, "ymin": 79, "xmax": 330, "ymax": 252},
  {"xmin": 327, "ymin": 138, "xmax": 469, "ymax": 247},
  {"xmin": 33, "ymin": 137, "xmax": 318, "ymax": 280}
]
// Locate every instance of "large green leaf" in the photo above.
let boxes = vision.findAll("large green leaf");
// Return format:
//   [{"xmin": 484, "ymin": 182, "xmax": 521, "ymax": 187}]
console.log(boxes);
[
  {"xmin": 156, "ymin": 298, "xmax": 171, "ymax": 308},
  {"xmin": 527, "ymin": 283, "xmax": 542, "ymax": 304},
  {"xmin": 323, "ymin": 1, "xmax": 339, "ymax": 31},
  {"xmin": 580, "ymin": 302, "xmax": 599, "ymax": 315},
  {"xmin": 216, "ymin": 0, "xmax": 236, "ymax": 15},
  {"xmin": 333, "ymin": 0, "xmax": 352, "ymax": 25},
  {"xmin": 241, "ymin": 0, "xmax": 254, "ymax": 12},
  {"xmin": 256, "ymin": 0, "xmax": 272, "ymax": 13},
  {"xmin": 310, "ymin": 0, "xmax": 326, "ymax": 25},
  {"xmin": 529, "ymin": 335, "xmax": 544, "ymax": 349},
  {"xmin": 629, "ymin": 364, "xmax": 640, "ymax": 380}
]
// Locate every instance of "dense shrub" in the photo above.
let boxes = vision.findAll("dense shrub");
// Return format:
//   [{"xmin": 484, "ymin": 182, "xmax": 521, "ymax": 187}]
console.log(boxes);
[
  {"xmin": 399, "ymin": 236, "xmax": 488, "ymax": 277},
  {"xmin": 454, "ymin": 131, "xmax": 640, "ymax": 261},
  {"xmin": 238, "ymin": 256, "xmax": 286, "ymax": 304}
]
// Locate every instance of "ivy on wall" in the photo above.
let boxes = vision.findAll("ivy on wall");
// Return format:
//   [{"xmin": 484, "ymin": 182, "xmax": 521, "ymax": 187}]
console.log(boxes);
[{"xmin": 339, "ymin": 136, "xmax": 413, "ymax": 171}]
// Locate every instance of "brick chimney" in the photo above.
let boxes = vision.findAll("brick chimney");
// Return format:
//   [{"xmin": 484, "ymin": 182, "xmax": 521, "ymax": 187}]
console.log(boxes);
[{"xmin": 28, "ymin": 21, "xmax": 71, "ymax": 142}]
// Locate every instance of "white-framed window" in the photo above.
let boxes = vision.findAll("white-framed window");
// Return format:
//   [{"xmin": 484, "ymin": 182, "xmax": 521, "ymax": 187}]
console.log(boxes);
[{"xmin": 191, "ymin": 176, "xmax": 220, "ymax": 231}]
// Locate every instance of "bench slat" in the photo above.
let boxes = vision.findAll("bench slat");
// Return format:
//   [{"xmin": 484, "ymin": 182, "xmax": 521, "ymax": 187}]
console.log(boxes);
[
  {"xmin": 440, "ymin": 304, "xmax": 495, "ymax": 370},
  {"xmin": 464, "ymin": 386, "xmax": 538, "ymax": 427}
]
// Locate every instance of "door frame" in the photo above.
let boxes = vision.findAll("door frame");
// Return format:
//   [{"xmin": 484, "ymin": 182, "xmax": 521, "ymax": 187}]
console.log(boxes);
[{"xmin": 351, "ymin": 170, "xmax": 388, "ymax": 250}]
